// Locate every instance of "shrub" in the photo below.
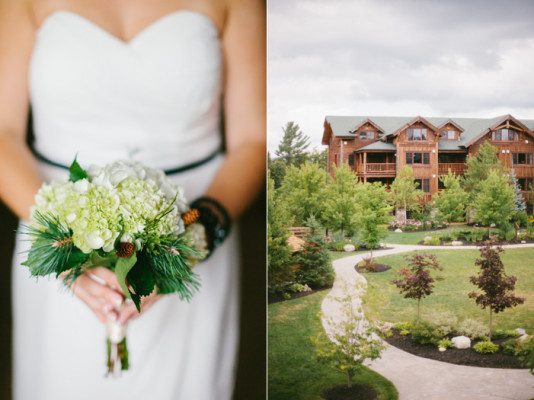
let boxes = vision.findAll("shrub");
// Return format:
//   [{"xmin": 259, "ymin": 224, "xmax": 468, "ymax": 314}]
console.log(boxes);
[
  {"xmin": 473, "ymin": 341, "xmax": 499, "ymax": 354},
  {"xmin": 288, "ymin": 283, "xmax": 304, "ymax": 293},
  {"xmin": 501, "ymin": 338, "xmax": 531, "ymax": 357},
  {"xmin": 410, "ymin": 320, "xmax": 442, "ymax": 345},
  {"xmin": 457, "ymin": 318, "xmax": 489, "ymax": 339},
  {"xmin": 437, "ymin": 338, "xmax": 454, "ymax": 349},
  {"xmin": 519, "ymin": 337, "xmax": 534, "ymax": 372},
  {"xmin": 440, "ymin": 233, "xmax": 451, "ymax": 241},
  {"xmin": 400, "ymin": 330, "xmax": 410, "ymax": 336},
  {"xmin": 491, "ymin": 329, "xmax": 519, "ymax": 340},
  {"xmin": 392, "ymin": 322, "xmax": 412, "ymax": 331},
  {"xmin": 427, "ymin": 311, "xmax": 458, "ymax": 337}
]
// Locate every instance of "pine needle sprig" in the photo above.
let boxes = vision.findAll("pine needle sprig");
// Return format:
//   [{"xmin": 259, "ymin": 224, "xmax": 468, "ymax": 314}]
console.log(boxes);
[
  {"xmin": 20, "ymin": 212, "xmax": 89, "ymax": 278},
  {"xmin": 146, "ymin": 235, "xmax": 200, "ymax": 299}
]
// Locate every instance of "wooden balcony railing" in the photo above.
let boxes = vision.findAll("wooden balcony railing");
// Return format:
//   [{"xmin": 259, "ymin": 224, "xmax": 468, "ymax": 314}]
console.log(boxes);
[
  {"xmin": 438, "ymin": 163, "xmax": 467, "ymax": 175},
  {"xmin": 356, "ymin": 163, "xmax": 396, "ymax": 174}
]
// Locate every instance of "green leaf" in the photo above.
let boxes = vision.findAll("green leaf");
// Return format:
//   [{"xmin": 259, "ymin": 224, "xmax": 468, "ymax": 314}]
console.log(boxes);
[
  {"xmin": 127, "ymin": 252, "xmax": 155, "ymax": 299},
  {"xmin": 115, "ymin": 254, "xmax": 140, "ymax": 311},
  {"xmin": 68, "ymin": 156, "xmax": 88, "ymax": 182}
]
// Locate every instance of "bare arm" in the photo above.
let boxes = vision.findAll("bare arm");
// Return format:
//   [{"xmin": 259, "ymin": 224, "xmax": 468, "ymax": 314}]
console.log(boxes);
[
  {"xmin": 204, "ymin": 0, "xmax": 266, "ymax": 220},
  {"xmin": 0, "ymin": 0, "xmax": 42, "ymax": 220}
]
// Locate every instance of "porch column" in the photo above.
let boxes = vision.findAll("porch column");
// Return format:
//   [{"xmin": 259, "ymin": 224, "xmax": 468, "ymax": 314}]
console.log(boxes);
[{"xmin": 363, "ymin": 152, "xmax": 367, "ymax": 183}]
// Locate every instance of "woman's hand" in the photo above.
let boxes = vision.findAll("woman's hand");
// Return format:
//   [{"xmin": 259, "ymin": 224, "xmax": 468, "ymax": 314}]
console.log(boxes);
[
  {"xmin": 117, "ymin": 290, "xmax": 162, "ymax": 326},
  {"xmin": 65, "ymin": 267, "xmax": 125, "ymax": 323}
]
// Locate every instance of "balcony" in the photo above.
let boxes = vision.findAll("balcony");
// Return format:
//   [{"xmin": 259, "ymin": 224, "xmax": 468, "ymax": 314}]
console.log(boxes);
[
  {"xmin": 356, "ymin": 163, "xmax": 396, "ymax": 177},
  {"xmin": 438, "ymin": 163, "xmax": 467, "ymax": 175}
]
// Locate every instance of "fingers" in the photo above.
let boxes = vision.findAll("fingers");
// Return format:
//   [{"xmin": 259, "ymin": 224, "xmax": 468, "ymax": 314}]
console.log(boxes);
[
  {"xmin": 117, "ymin": 292, "xmax": 161, "ymax": 325},
  {"xmin": 87, "ymin": 267, "xmax": 123, "ymax": 295},
  {"xmin": 70, "ymin": 272, "xmax": 124, "ymax": 323}
]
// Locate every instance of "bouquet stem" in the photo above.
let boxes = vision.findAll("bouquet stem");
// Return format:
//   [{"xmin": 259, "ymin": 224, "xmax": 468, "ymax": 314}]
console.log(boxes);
[{"xmin": 106, "ymin": 321, "xmax": 129, "ymax": 376}]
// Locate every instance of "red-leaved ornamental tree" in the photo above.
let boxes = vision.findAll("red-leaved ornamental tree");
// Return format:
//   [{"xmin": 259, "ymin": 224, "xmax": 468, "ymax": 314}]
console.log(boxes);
[
  {"xmin": 391, "ymin": 252, "xmax": 443, "ymax": 321},
  {"xmin": 469, "ymin": 241, "xmax": 524, "ymax": 342}
]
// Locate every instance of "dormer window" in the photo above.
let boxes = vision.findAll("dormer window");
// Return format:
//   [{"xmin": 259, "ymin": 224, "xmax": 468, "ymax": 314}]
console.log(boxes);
[
  {"xmin": 408, "ymin": 128, "xmax": 427, "ymax": 141},
  {"xmin": 492, "ymin": 128, "xmax": 519, "ymax": 141},
  {"xmin": 441, "ymin": 130, "xmax": 456, "ymax": 140},
  {"xmin": 360, "ymin": 131, "xmax": 375, "ymax": 140}
]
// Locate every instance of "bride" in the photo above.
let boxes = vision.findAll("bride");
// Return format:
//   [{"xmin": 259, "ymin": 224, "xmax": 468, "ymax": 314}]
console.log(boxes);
[{"xmin": 0, "ymin": 0, "xmax": 265, "ymax": 399}]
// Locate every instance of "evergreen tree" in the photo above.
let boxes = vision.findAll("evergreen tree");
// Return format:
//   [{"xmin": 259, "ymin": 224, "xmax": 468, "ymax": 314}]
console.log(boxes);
[
  {"xmin": 294, "ymin": 216, "xmax": 334, "ymax": 288},
  {"xmin": 390, "ymin": 166, "xmax": 423, "ymax": 222},
  {"xmin": 469, "ymin": 242, "xmax": 524, "ymax": 342},
  {"xmin": 434, "ymin": 171, "xmax": 468, "ymax": 222},
  {"xmin": 510, "ymin": 170, "xmax": 526, "ymax": 213},
  {"xmin": 323, "ymin": 163, "xmax": 360, "ymax": 236},
  {"xmin": 275, "ymin": 121, "xmax": 311, "ymax": 167},
  {"xmin": 267, "ymin": 174, "xmax": 294, "ymax": 294},
  {"xmin": 473, "ymin": 169, "xmax": 515, "ymax": 231},
  {"xmin": 278, "ymin": 163, "xmax": 327, "ymax": 226},
  {"xmin": 268, "ymin": 153, "xmax": 287, "ymax": 189}
]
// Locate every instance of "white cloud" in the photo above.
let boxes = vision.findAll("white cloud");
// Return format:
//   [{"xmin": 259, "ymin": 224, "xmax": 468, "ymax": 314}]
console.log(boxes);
[{"xmin": 267, "ymin": 0, "xmax": 534, "ymax": 153}]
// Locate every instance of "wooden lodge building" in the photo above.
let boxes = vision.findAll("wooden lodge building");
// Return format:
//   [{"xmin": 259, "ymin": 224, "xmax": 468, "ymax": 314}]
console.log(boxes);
[{"xmin": 322, "ymin": 114, "xmax": 534, "ymax": 203}]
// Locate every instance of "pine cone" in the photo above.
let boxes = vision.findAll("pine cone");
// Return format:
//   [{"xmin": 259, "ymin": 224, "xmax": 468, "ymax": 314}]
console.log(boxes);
[
  {"xmin": 116, "ymin": 242, "xmax": 136, "ymax": 258},
  {"xmin": 182, "ymin": 209, "xmax": 200, "ymax": 226}
]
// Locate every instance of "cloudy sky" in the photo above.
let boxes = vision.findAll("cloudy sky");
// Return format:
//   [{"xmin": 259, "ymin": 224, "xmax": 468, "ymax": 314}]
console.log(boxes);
[{"xmin": 267, "ymin": 0, "xmax": 534, "ymax": 153}]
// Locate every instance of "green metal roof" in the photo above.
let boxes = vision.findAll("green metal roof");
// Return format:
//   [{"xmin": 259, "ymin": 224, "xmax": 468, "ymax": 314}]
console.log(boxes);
[
  {"xmin": 355, "ymin": 141, "xmax": 396, "ymax": 151},
  {"xmin": 325, "ymin": 115, "xmax": 534, "ymax": 150}
]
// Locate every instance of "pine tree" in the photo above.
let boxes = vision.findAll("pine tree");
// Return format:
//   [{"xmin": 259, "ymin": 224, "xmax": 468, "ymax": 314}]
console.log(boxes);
[
  {"xmin": 275, "ymin": 121, "xmax": 311, "ymax": 167},
  {"xmin": 469, "ymin": 242, "xmax": 524, "ymax": 342}
]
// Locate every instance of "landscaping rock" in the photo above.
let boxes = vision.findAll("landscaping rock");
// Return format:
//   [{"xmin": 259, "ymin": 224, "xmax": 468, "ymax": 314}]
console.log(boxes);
[
  {"xmin": 451, "ymin": 336, "xmax": 471, "ymax": 349},
  {"xmin": 424, "ymin": 236, "xmax": 433, "ymax": 242},
  {"xmin": 451, "ymin": 241, "xmax": 463, "ymax": 246},
  {"xmin": 343, "ymin": 244, "xmax": 356, "ymax": 252},
  {"xmin": 521, "ymin": 240, "xmax": 526, "ymax": 244},
  {"xmin": 395, "ymin": 228, "xmax": 402, "ymax": 233},
  {"xmin": 381, "ymin": 322, "xmax": 393, "ymax": 332},
  {"xmin": 515, "ymin": 328, "xmax": 526, "ymax": 336},
  {"xmin": 302, "ymin": 284, "xmax": 312, "ymax": 292},
  {"xmin": 439, "ymin": 347, "xmax": 446, "ymax": 352},
  {"xmin": 519, "ymin": 334, "xmax": 530, "ymax": 342}
]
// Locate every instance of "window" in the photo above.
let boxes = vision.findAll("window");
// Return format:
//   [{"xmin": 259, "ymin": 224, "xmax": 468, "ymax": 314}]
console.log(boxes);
[
  {"xmin": 518, "ymin": 178, "xmax": 533, "ymax": 191},
  {"xmin": 348, "ymin": 154, "xmax": 355, "ymax": 166},
  {"xmin": 359, "ymin": 131, "xmax": 375, "ymax": 140},
  {"xmin": 492, "ymin": 128, "xmax": 519, "ymax": 141},
  {"xmin": 441, "ymin": 130, "xmax": 455, "ymax": 140},
  {"xmin": 512, "ymin": 153, "xmax": 533, "ymax": 165},
  {"xmin": 406, "ymin": 152, "xmax": 430, "ymax": 165},
  {"xmin": 414, "ymin": 179, "xmax": 430, "ymax": 193},
  {"xmin": 408, "ymin": 128, "xmax": 428, "ymax": 141}
]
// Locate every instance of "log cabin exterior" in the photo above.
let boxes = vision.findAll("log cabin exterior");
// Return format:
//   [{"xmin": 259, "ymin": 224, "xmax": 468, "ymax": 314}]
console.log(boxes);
[{"xmin": 322, "ymin": 115, "xmax": 534, "ymax": 204}]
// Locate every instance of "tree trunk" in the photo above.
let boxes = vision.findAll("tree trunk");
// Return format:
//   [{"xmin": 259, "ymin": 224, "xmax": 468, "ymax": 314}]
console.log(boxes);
[
  {"xmin": 489, "ymin": 308, "xmax": 493, "ymax": 342},
  {"xmin": 347, "ymin": 372, "xmax": 352, "ymax": 388},
  {"xmin": 417, "ymin": 298, "xmax": 420, "ymax": 322}
]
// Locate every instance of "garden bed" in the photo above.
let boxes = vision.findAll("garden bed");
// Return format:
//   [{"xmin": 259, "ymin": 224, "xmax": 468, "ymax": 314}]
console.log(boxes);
[
  {"xmin": 355, "ymin": 263, "xmax": 391, "ymax": 273},
  {"xmin": 384, "ymin": 329, "xmax": 524, "ymax": 369},
  {"xmin": 268, "ymin": 286, "xmax": 332, "ymax": 304},
  {"xmin": 321, "ymin": 384, "xmax": 377, "ymax": 400},
  {"xmin": 417, "ymin": 237, "xmax": 534, "ymax": 246}
]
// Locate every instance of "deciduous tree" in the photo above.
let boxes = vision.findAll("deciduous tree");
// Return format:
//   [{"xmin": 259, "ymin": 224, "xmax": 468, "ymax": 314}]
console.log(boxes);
[
  {"xmin": 391, "ymin": 252, "xmax": 443, "ymax": 321},
  {"xmin": 468, "ymin": 242, "xmax": 524, "ymax": 342},
  {"xmin": 434, "ymin": 171, "xmax": 468, "ymax": 222},
  {"xmin": 473, "ymin": 170, "xmax": 515, "ymax": 231},
  {"xmin": 390, "ymin": 166, "xmax": 423, "ymax": 223}
]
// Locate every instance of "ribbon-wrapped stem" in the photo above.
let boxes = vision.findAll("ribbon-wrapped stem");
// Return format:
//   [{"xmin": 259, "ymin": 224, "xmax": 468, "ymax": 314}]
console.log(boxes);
[{"xmin": 106, "ymin": 321, "xmax": 129, "ymax": 376}]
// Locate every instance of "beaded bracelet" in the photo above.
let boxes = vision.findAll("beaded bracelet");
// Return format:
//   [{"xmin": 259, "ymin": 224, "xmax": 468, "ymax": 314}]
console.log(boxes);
[{"xmin": 188, "ymin": 196, "xmax": 231, "ymax": 258}]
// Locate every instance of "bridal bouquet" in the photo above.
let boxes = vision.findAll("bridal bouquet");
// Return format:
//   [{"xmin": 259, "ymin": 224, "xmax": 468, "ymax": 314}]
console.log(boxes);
[{"xmin": 21, "ymin": 158, "xmax": 208, "ymax": 376}]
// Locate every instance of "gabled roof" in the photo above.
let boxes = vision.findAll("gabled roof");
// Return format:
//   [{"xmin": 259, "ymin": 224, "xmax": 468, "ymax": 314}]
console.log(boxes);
[
  {"xmin": 324, "ymin": 115, "xmax": 534, "ymax": 151},
  {"xmin": 349, "ymin": 118, "xmax": 385, "ymax": 134},
  {"xmin": 437, "ymin": 119, "xmax": 464, "ymax": 133},
  {"xmin": 389, "ymin": 116, "xmax": 440, "ymax": 138}
]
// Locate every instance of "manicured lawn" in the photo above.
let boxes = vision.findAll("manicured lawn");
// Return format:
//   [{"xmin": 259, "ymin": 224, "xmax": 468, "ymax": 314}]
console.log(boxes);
[
  {"xmin": 362, "ymin": 248, "xmax": 534, "ymax": 333},
  {"xmin": 268, "ymin": 291, "xmax": 398, "ymax": 400},
  {"xmin": 382, "ymin": 223, "xmax": 474, "ymax": 245}
]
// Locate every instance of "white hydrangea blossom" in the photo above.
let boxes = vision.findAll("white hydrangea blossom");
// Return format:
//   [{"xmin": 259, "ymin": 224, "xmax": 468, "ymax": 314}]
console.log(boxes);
[{"xmin": 31, "ymin": 160, "xmax": 189, "ymax": 254}]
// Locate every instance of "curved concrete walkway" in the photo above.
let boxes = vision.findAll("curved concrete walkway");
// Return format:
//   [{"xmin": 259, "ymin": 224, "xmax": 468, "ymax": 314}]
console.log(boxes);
[{"xmin": 321, "ymin": 244, "xmax": 534, "ymax": 400}]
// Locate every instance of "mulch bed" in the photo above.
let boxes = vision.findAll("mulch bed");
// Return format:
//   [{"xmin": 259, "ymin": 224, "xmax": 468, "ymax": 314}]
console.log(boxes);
[
  {"xmin": 355, "ymin": 263, "xmax": 391, "ymax": 273},
  {"xmin": 321, "ymin": 384, "xmax": 377, "ymax": 400},
  {"xmin": 385, "ymin": 329, "xmax": 524, "ymax": 369},
  {"xmin": 417, "ymin": 237, "xmax": 534, "ymax": 246}
]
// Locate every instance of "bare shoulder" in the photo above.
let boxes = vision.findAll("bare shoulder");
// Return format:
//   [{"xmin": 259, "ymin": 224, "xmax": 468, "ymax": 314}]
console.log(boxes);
[{"xmin": 222, "ymin": 0, "xmax": 265, "ymax": 30}]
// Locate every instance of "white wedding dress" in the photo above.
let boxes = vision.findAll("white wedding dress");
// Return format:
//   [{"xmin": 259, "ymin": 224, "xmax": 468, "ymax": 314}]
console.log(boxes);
[{"xmin": 12, "ymin": 10, "xmax": 239, "ymax": 400}]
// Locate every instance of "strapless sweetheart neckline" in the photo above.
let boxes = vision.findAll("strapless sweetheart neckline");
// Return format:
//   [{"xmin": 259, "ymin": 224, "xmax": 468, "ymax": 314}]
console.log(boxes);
[{"xmin": 36, "ymin": 9, "xmax": 220, "ymax": 46}]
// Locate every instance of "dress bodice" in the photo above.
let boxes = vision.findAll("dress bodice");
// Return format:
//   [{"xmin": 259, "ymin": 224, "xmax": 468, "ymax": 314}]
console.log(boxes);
[{"xmin": 29, "ymin": 10, "xmax": 223, "ymax": 170}]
